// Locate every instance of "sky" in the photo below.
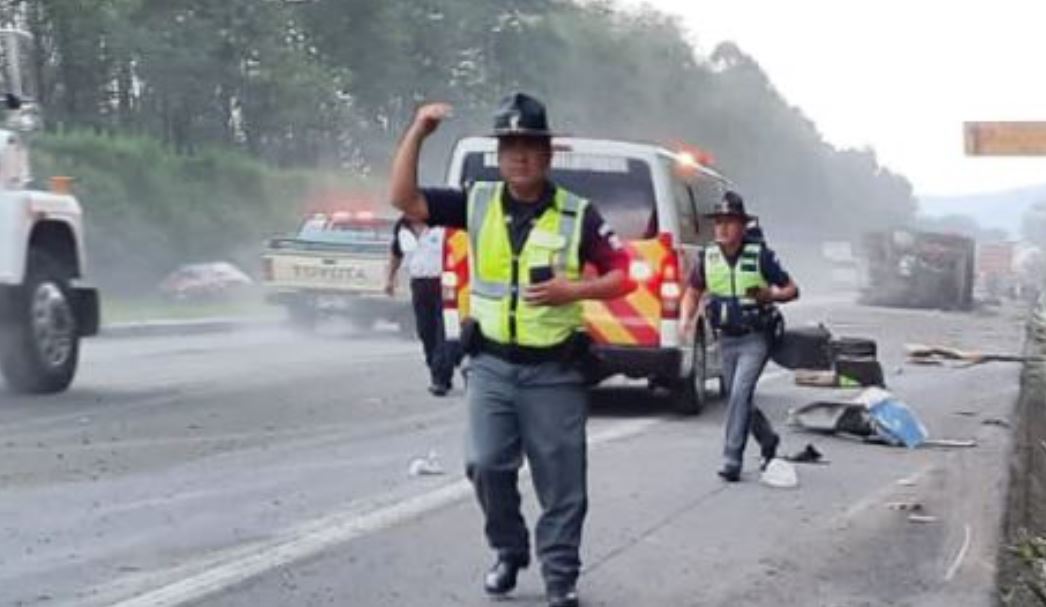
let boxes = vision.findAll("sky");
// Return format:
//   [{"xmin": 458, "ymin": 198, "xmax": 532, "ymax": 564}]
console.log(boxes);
[{"xmin": 614, "ymin": 0, "xmax": 1046, "ymax": 198}]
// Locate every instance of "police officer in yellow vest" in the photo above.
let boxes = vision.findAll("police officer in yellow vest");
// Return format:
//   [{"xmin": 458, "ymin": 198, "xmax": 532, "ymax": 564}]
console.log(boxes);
[
  {"xmin": 390, "ymin": 94, "xmax": 629, "ymax": 607},
  {"xmin": 681, "ymin": 192, "xmax": 799, "ymax": 482}
]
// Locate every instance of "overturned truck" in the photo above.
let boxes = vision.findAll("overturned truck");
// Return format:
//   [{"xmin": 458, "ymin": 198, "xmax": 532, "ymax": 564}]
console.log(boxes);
[{"xmin": 858, "ymin": 229, "xmax": 975, "ymax": 311}]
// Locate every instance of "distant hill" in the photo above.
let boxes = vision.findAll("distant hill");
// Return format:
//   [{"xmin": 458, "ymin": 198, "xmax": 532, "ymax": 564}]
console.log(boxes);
[{"xmin": 919, "ymin": 183, "xmax": 1046, "ymax": 238}]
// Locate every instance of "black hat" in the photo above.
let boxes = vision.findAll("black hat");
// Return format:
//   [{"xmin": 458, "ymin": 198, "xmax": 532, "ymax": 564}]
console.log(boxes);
[
  {"xmin": 491, "ymin": 92, "xmax": 557, "ymax": 138},
  {"xmin": 705, "ymin": 190, "xmax": 755, "ymax": 221}
]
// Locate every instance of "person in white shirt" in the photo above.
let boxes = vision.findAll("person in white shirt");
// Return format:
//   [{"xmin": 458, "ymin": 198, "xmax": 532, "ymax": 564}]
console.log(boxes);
[{"xmin": 386, "ymin": 216, "xmax": 454, "ymax": 395}]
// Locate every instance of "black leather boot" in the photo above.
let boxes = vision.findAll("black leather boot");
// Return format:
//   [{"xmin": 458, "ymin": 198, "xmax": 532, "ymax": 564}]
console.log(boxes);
[
  {"xmin": 484, "ymin": 556, "xmax": 528, "ymax": 596},
  {"xmin": 547, "ymin": 584, "xmax": 580, "ymax": 607}
]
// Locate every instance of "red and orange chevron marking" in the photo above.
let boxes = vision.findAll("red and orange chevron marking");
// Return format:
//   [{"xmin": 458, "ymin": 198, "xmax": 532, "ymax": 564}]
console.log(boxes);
[
  {"xmin": 445, "ymin": 228, "xmax": 470, "ymax": 316},
  {"xmin": 583, "ymin": 238, "xmax": 667, "ymax": 347}
]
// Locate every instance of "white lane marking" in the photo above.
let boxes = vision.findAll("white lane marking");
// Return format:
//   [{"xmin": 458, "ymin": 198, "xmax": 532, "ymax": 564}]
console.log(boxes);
[
  {"xmin": 106, "ymin": 418, "xmax": 660, "ymax": 607},
  {"xmin": 945, "ymin": 523, "xmax": 973, "ymax": 582},
  {"xmin": 109, "ymin": 482, "xmax": 472, "ymax": 607}
]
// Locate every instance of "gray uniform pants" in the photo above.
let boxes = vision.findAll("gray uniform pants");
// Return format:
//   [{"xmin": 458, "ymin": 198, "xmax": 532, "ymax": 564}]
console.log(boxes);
[
  {"xmin": 720, "ymin": 331, "xmax": 778, "ymax": 471},
  {"xmin": 465, "ymin": 353, "xmax": 588, "ymax": 590}
]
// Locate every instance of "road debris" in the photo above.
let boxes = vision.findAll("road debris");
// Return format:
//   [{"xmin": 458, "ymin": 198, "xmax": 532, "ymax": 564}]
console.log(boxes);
[
  {"xmin": 793, "ymin": 359, "xmax": 884, "ymax": 389},
  {"xmin": 794, "ymin": 370, "xmax": 840, "ymax": 388},
  {"xmin": 886, "ymin": 501, "xmax": 938, "ymax": 523},
  {"xmin": 760, "ymin": 459, "xmax": 799, "ymax": 488},
  {"xmin": 906, "ymin": 343, "xmax": 1044, "ymax": 366},
  {"xmin": 982, "ymin": 417, "xmax": 1012, "ymax": 428},
  {"xmin": 835, "ymin": 356, "xmax": 885, "ymax": 387},
  {"xmin": 857, "ymin": 388, "xmax": 928, "ymax": 448},
  {"xmin": 794, "ymin": 369, "xmax": 877, "ymax": 388},
  {"xmin": 783, "ymin": 443, "xmax": 827, "ymax": 464},
  {"xmin": 408, "ymin": 451, "xmax": 445, "ymax": 477},
  {"xmin": 787, "ymin": 400, "xmax": 874, "ymax": 436},
  {"xmin": 897, "ymin": 477, "xmax": 919, "ymax": 487},
  {"xmin": 783, "ymin": 329, "xmax": 884, "ymax": 387},
  {"xmin": 887, "ymin": 501, "xmax": 924, "ymax": 512},
  {"xmin": 922, "ymin": 439, "xmax": 977, "ymax": 448},
  {"xmin": 909, "ymin": 357, "xmax": 944, "ymax": 366},
  {"xmin": 789, "ymin": 389, "xmax": 932, "ymax": 448},
  {"xmin": 772, "ymin": 325, "xmax": 833, "ymax": 370}
]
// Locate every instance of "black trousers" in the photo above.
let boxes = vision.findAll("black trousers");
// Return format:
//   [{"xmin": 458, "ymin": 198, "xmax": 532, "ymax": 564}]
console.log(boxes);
[{"xmin": 411, "ymin": 278, "xmax": 454, "ymax": 386}]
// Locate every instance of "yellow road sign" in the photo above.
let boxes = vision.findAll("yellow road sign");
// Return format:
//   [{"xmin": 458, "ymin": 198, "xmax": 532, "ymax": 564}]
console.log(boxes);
[{"xmin": 965, "ymin": 121, "xmax": 1046, "ymax": 156}]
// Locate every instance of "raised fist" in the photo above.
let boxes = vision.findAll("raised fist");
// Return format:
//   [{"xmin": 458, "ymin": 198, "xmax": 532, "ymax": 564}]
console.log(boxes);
[{"xmin": 412, "ymin": 103, "xmax": 453, "ymax": 137}]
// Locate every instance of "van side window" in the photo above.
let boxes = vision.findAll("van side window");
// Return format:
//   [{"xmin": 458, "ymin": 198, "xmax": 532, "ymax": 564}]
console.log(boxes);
[
  {"xmin": 672, "ymin": 178, "xmax": 700, "ymax": 245},
  {"xmin": 691, "ymin": 176, "xmax": 725, "ymax": 243}
]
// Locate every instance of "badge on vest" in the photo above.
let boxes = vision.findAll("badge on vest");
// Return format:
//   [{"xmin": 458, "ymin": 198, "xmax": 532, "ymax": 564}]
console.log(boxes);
[{"xmin": 528, "ymin": 229, "xmax": 567, "ymax": 250}]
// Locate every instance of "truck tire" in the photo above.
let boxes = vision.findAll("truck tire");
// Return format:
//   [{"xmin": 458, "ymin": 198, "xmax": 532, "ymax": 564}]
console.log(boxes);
[
  {"xmin": 671, "ymin": 323, "xmax": 708, "ymax": 415},
  {"xmin": 0, "ymin": 249, "xmax": 79, "ymax": 394}
]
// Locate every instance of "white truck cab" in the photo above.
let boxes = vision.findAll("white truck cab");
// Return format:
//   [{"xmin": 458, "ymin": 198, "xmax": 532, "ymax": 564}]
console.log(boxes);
[{"xmin": 0, "ymin": 29, "xmax": 98, "ymax": 394}]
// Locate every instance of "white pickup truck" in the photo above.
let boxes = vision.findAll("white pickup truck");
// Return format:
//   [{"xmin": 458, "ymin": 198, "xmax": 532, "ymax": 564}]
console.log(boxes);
[
  {"xmin": 0, "ymin": 29, "xmax": 99, "ymax": 394},
  {"xmin": 261, "ymin": 210, "xmax": 413, "ymax": 333}
]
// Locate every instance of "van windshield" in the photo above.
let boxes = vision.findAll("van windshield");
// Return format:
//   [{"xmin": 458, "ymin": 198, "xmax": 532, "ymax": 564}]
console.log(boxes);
[{"xmin": 460, "ymin": 151, "xmax": 658, "ymax": 239}]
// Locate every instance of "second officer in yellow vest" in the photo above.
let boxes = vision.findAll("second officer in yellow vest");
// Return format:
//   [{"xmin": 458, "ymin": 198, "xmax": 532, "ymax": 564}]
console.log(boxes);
[
  {"xmin": 389, "ymin": 93, "xmax": 629, "ymax": 607},
  {"xmin": 681, "ymin": 192, "xmax": 799, "ymax": 482}
]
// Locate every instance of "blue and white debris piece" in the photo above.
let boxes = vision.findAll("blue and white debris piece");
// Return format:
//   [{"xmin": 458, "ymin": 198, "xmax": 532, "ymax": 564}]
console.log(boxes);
[{"xmin": 856, "ymin": 388, "xmax": 929, "ymax": 448}]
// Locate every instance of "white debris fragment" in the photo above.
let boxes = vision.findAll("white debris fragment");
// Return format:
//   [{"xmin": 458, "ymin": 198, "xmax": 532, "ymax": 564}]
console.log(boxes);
[
  {"xmin": 408, "ymin": 450, "xmax": 445, "ymax": 477},
  {"xmin": 760, "ymin": 459, "xmax": 799, "ymax": 489}
]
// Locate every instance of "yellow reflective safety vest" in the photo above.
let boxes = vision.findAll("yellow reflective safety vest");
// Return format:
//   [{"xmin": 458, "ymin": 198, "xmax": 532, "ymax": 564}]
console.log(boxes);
[
  {"xmin": 466, "ymin": 181, "xmax": 587, "ymax": 348},
  {"xmin": 704, "ymin": 242, "xmax": 770, "ymax": 331}
]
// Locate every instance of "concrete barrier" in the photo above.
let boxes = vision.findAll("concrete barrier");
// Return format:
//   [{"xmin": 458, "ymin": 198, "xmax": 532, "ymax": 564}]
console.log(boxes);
[{"xmin": 997, "ymin": 297, "xmax": 1046, "ymax": 603}]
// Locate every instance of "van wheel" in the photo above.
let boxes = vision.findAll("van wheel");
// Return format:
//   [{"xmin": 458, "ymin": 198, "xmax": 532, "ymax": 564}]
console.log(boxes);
[
  {"xmin": 671, "ymin": 323, "xmax": 707, "ymax": 415},
  {"xmin": 0, "ymin": 250, "xmax": 80, "ymax": 394}
]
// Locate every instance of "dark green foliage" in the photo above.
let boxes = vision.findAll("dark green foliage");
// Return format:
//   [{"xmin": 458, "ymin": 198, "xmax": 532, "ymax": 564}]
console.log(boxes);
[{"xmin": 31, "ymin": 130, "xmax": 367, "ymax": 293}]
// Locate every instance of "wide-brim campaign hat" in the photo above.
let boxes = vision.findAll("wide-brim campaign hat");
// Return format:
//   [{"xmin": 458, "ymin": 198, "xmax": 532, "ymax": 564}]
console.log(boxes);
[
  {"xmin": 490, "ymin": 92, "xmax": 561, "ymax": 138},
  {"xmin": 705, "ymin": 190, "xmax": 756, "ymax": 221}
]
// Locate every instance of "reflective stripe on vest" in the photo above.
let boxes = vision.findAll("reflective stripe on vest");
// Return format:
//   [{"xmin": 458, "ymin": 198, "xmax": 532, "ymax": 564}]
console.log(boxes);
[
  {"xmin": 705, "ymin": 242, "xmax": 768, "ymax": 306},
  {"xmin": 466, "ymin": 181, "xmax": 587, "ymax": 347}
]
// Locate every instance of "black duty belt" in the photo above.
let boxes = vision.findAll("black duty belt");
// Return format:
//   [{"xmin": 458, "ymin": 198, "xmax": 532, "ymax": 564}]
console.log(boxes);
[
  {"xmin": 718, "ymin": 326, "xmax": 755, "ymax": 338},
  {"xmin": 478, "ymin": 335, "xmax": 571, "ymax": 365}
]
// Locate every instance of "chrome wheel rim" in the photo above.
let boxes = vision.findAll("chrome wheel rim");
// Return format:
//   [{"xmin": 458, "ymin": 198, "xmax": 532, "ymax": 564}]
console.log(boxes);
[{"xmin": 31, "ymin": 282, "xmax": 74, "ymax": 368}]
